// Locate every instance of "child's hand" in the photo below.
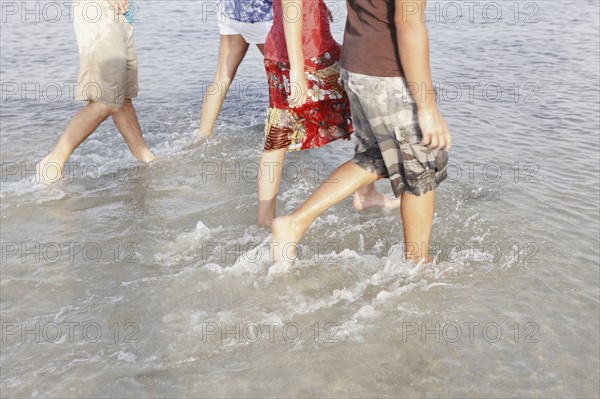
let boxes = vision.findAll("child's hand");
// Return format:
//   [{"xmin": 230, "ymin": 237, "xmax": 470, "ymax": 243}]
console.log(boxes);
[
  {"xmin": 418, "ymin": 106, "xmax": 453, "ymax": 151},
  {"xmin": 288, "ymin": 69, "xmax": 308, "ymax": 108},
  {"xmin": 107, "ymin": 0, "xmax": 130, "ymax": 14}
]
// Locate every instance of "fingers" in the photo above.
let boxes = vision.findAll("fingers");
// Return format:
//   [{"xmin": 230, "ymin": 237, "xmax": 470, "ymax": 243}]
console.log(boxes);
[
  {"xmin": 428, "ymin": 133, "xmax": 439, "ymax": 150},
  {"xmin": 111, "ymin": 0, "xmax": 121, "ymax": 13},
  {"xmin": 421, "ymin": 130, "xmax": 432, "ymax": 147},
  {"xmin": 419, "ymin": 108, "xmax": 452, "ymax": 151},
  {"xmin": 422, "ymin": 126, "xmax": 452, "ymax": 151},
  {"xmin": 288, "ymin": 83, "xmax": 307, "ymax": 108},
  {"xmin": 108, "ymin": 0, "xmax": 129, "ymax": 14},
  {"xmin": 289, "ymin": 91, "xmax": 307, "ymax": 107},
  {"xmin": 444, "ymin": 129, "xmax": 453, "ymax": 151},
  {"xmin": 297, "ymin": 88, "xmax": 307, "ymax": 107},
  {"xmin": 289, "ymin": 86, "xmax": 298, "ymax": 107}
]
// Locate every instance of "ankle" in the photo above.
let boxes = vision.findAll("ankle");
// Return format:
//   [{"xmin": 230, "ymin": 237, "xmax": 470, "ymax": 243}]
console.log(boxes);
[
  {"xmin": 39, "ymin": 153, "xmax": 64, "ymax": 170},
  {"xmin": 258, "ymin": 219, "xmax": 273, "ymax": 228},
  {"xmin": 197, "ymin": 130, "xmax": 213, "ymax": 138},
  {"xmin": 357, "ymin": 186, "xmax": 376, "ymax": 198},
  {"xmin": 289, "ymin": 214, "xmax": 311, "ymax": 236},
  {"xmin": 138, "ymin": 152, "xmax": 155, "ymax": 163}
]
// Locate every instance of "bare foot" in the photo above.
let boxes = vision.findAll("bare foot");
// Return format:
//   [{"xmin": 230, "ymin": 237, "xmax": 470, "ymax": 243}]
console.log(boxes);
[
  {"xmin": 352, "ymin": 191, "xmax": 400, "ymax": 211},
  {"xmin": 138, "ymin": 152, "xmax": 155, "ymax": 163},
  {"xmin": 271, "ymin": 216, "xmax": 304, "ymax": 266},
  {"xmin": 196, "ymin": 128, "xmax": 213, "ymax": 140},
  {"xmin": 185, "ymin": 129, "xmax": 213, "ymax": 150},
  {"xmin": 35, "ymin": 155, "xmax": 63, "ymax": 185}
]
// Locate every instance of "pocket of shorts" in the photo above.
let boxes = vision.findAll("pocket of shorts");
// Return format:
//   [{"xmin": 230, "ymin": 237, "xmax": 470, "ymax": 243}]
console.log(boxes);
[
  {"xmin": 391, "ymin": 103, "xmax": 421, "ymax": 144},
  {"xmin": 345, "ymin": 74, "xmax": 385, "ymax": 98}
]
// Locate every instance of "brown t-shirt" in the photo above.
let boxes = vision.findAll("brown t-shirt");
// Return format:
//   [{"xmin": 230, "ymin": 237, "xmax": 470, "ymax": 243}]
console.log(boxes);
[{"xmin": 341, "ymin": 0, "xmax": 404, "ymax": 77}]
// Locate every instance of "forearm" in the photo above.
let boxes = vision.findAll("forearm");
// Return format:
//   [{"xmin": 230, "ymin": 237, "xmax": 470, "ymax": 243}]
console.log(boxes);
[
  {"xmin": 395, "ymin": 0, "xmax": 452, "ymax": 150},
  {"xmin": 282, "ymin": 0, "xmax": 304, "ymax": 71},
  {"xmin": 395, "ymin": 0, "xmax": 436, "ymax": 110}
]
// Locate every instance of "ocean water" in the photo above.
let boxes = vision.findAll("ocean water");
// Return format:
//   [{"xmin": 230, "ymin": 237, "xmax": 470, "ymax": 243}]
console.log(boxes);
[{"xmin": 1, "ymin": 1, "xmax": 599, "ymax": 397}]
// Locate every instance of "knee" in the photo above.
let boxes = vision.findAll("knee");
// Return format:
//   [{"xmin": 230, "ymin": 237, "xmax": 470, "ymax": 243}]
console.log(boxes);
[
  {"xmin": 121, "ymin": 98, "xmax": 133, "ymax": 109},
  {"xmin": 91, "ymin": 101, "xmax": 121, "ymax": 117},
  {"xmin": 111, "ymin": 99, "xmax": 134, "ymax": 116}
]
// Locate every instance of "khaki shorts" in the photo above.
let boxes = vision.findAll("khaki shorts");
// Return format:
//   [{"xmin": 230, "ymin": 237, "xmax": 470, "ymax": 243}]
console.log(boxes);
[{"xmin": 73, "ymin": 1, "xmax": 138, "ymax": 108}]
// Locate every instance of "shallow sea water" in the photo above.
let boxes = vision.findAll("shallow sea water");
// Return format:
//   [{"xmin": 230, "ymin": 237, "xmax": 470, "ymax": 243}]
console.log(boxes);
[{"xmin": 1, "ymin": 1, "xmax": 599, "ymax": 397}]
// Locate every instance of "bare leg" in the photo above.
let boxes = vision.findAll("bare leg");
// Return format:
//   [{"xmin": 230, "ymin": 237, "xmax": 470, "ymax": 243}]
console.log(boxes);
[
  {"xmin": 257, "ymin": 148, "xmax": 286, "ymax": 227},
  {"xmin": 353, "ymin": 183, "xmax": 401, "ymax": 211},
  {"xmin": 271, "ymin": 161, "xmax": 379, "ymax": 263},
  {"xmin": 401, "ymin": 190, "xmax": 435, "ymax": 262},
  {"xmin": 36, "ymin": 101, "xmax": 116, "ymax": 184},
  {"xmin": 198, "ymin": 35, "xmax": 250, "ymax": 137},
  {"xmin": 111, "ymin": 99, "xmax": 155, "ymax": 162}
]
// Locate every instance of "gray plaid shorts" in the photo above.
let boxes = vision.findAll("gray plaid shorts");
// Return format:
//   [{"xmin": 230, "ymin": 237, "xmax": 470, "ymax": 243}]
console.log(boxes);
[{"xmin": 341, "ymin": 68, "xmax": 449, "ymax": 197}]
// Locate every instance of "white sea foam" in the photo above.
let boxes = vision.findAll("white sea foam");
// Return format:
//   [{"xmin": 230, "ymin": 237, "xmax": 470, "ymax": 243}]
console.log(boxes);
[{"xmin": 3, "ymin": 3, "xmax": 598, "ymax": 396}]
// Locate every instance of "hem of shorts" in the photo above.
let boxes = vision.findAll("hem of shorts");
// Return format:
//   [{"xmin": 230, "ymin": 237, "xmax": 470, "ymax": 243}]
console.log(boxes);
[
  {"xmin": 219, "ymin": 32, "xmax": 266, "ymax": 43},
  {"xmin": 77, "ymin": 95, "xmax": 137, "ymax": 109},
  {"xmin": 243, "ymin": 38, "xmax": 267, "ymax": 45},
  {"xmin": 351, "ymin": 157, "xmax": 385, "ymax": 178},
  {"xmin": 352, "ymin": 157, "xmax": 449, "ymax": 198},
  {"xmin": 393, "ymin": 168, "xmax": 448, "ymax": 198}
]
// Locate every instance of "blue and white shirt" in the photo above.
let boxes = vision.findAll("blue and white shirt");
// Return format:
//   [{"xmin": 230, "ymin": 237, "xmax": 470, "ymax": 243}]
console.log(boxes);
[{"xmin": 223, "ymin": 0, "xmax": 273, "ymax": 23}]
